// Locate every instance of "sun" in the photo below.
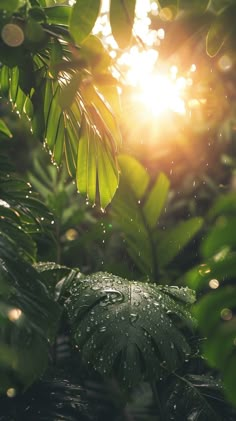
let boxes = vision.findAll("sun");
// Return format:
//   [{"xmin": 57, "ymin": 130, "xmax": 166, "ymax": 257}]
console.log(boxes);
[
  {"xmin": 131, "ymin": 72, "xmax": 187, "ymax": 117},
  {"xmin": 93, "ymin": 0, "xmax": 196, "ymax": 120}
]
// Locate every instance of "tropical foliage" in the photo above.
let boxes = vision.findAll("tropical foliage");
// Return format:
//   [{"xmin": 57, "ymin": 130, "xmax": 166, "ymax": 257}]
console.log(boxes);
[{"xmin": 1, "ymin": 0, "xmax": 236, "ymax": 419}]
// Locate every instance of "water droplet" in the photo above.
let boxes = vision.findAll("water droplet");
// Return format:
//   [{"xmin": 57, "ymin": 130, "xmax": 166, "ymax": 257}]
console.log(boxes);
[
  {"xmin": 198, "ymin": 264, "xmax": 211, "ymax": 276},
  {"xmin": 99, "ymin": 326, "xmax": 106, "ymax": 332},
  {"xmin": 130, "ymin": 313, "xmax": 138, "ymax": 323}
]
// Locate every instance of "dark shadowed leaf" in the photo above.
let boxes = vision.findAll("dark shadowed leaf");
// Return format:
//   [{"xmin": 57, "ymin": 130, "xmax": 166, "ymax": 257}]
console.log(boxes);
[
  {"xmin": 0, "ymin": 235, "xmax": 61, "ymax": 393},
  {"xmin": 206, "ymin": 5, "xmax": 235, "ymax": 57},
  {"xmin": 161, "ymin": 373, "xmax": 223, "ymax": 420},
  {"xmin": 179, "ymin": 0, "xmax": 210, "ymax": 13}
]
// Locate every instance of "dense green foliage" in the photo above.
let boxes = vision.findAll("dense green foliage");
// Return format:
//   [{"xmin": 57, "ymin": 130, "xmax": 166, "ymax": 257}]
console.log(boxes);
[{"xmin": 0, "ymin": 0, "xmax": 236, "ymax": 419}]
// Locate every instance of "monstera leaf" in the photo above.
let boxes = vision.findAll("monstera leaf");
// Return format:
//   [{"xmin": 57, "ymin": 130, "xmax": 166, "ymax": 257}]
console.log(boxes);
[{"xmin": 60, "ymin": 272, "xmax": 195, "ymax": 390}]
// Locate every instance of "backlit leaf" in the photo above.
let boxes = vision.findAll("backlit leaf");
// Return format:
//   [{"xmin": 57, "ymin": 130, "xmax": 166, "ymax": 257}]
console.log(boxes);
[
  {"xmin": 44, "ymin": 5, "xmax": 71, "ymax": 25},
  {"xmin": 143, "ymin": 173, "xmax": 170, "ymax": 229},
  {"xmin": 110, "ymin": 0, "xmax": 136, "ymax": 48},
  {"xmin": 69, "ymin": 0, "xmax": 101, "ymax": 45},
  {"xmin": 0, "ymin": 119, "xmax": 12, "ymax": 138},
  {"xmin": 97, "ymin": 137, "xmax": 119, "ymax": 210}
]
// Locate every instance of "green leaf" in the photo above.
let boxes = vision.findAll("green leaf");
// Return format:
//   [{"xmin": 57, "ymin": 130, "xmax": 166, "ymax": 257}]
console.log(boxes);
[
  {"xmin": 162, "ymin": 373, "xmax": 223, "ymax": 420},
  {"xmin": 201, "ymin": 217, "xmax": 236, "ymax": 259},
  {"xmin": 44, "ymin": 5, "xmax": 71, "ymax": 25},
  {"xmin": 60, "ymin": 271, "xmax": 195, "ymax": 389},
  {"xmin": 207, "ymin": 193, "xmax": 236, "ymax": 219},
  {"xmin": 0, "ymin": 0, "xmax": 20, "ymax": 12},
  {"xmin": 206, "ymin": 6, "xmax": 234, "ymax": 57},
  {"xmin": 0, "ymin": 119, "xmax": 12, "ymax": 138},
  {"xmin": 194, "ymin": 286, "xmax": 236, "ymax": 406},
  {"xmin": 34, "ymin": 261, "xmax": 73, "ymax": 297},
  {"xmin": 111, "ymin": 158, "xmax": 171, "ymax": 278},
  {"xmin": 81, "ymin": 82, "xmax": 122, "ymax": 148},
  {"xmin": 24, "ymin": 17, "xmax": 46, "ymax": 46},
  {"xmin": 110, "ymin": 0, "xmax": 136, "ymax": 48},
  {"xmin": 59, "ymin": 73, "xmax": 80, "ymax": 110},
  {"xmin": 118, "ymin": 154, "xmax": 149, "ymax": 200},
  {"xmin": 76, "ymin": 118, "xmax": 97, "ymax": 204},
  {"xmin": 185, "ymin": 253, "xmax": 236, "ymax": 291},
  {"xmin": 80, "ymin": 35, "xmax": 111, "ymax": 72},
  {"xmin": 179, "ymin": 0, "xmax": 210, "ymax": 13},
  {"xmin": 97, "ymin": 137, "xmax": 119, "ymax": 210},
  {"xmin": 143, "ymin": 173, "xmax": 170, "ymax": 229},
  {"xmin": 157, "ymin": 217, "xmax": 203, "ymax": 268},
  {"xmin": 49, "ymin": 38, "xmax": 63, "ymax": 77},
  {"xmin": 69, "ymin": 0, "xmax": 101, "ymax": 45}
]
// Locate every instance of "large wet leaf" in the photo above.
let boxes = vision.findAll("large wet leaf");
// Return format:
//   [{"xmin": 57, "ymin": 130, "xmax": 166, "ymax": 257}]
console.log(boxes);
[{"xmin": 60, "ymin": 272, "xmax": 195, "ymax": 390}]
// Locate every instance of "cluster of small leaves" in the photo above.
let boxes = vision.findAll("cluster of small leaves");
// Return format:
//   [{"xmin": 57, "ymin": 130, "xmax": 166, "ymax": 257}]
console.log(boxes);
[
  {"xmin": 27, "ymin": 153, "xmax": 114, "ymax": 271},
  {"xmin": 185, "ymin": 192, "xmax": 236, "ymax": 405},
  {"xmin": 111, "ymin": 155, "xmax": 203, "ymax": 281},
  {"xmin": 59, "ymin": 271, "xmax": 195, "ymax": 390}
]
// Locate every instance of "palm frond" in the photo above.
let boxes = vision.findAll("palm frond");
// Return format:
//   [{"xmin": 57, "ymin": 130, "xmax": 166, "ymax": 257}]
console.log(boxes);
[{"xmin": 111, "ymin": 155, "xmax": 203, "ymax": 280}]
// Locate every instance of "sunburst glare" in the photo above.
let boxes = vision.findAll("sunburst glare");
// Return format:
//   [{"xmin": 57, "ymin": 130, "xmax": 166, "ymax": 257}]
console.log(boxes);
[{"xmin": 93, "ymin": 0, "xmax": 196, "ymax": 119}]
